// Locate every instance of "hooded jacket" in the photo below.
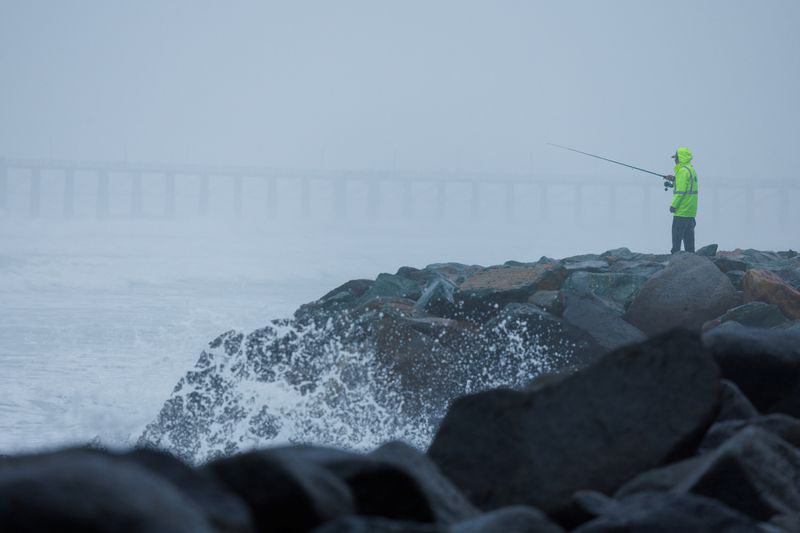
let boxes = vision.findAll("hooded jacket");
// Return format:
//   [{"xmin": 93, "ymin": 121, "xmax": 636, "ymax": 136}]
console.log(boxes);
[{"xmin": 671, "ymin": 147, "xmax": 698, "ymax": 217}]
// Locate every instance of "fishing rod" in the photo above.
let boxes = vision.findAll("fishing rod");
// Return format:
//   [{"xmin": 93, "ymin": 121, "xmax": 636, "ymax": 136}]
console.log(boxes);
[{"xmin": 548, "ymin": 143, "xmax": 674, "ymax": 190}]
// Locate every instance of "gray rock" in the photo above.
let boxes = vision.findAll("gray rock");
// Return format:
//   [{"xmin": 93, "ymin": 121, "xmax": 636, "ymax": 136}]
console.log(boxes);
[
  {"xmin": 703, "ymin": 301, "xmax": 790, "ymax": 332},
  {"xmin": 625, "ymin": 253, "xmax": 740, "ymax": 335},
  {"xmin": 561, "ymin": 291, "xmax": 646, "ymax": 352},
  {"xmin": 563, "ymin": 259, "xmax": 610, "ymax": 273},
  {"xmin": 704, "ymin": 323, "xmax": 800, "ymax": 416},
  {"xmin": 427, "ymin": 330, "xmax": 721, "ymax": 516},
  {"xmin": 573, "ymin": 491, "xmax": 762, "ymax": 533},
  {"xmin": 451, "ymin": 506, "xmax": 564, "ymax": 533},
  {"xmin": 0, "ymin": 449, "xmax": 213, "ymax": 533},
  {"xmin": 726, "ymin": 270, "xmax": 746, "ymax": 290},
  {"xmin": 699, "ymin": 414, "xmax": 800, "ymax": 452},
  {"xmin": 614, "ymin": 456, "xmax": 706, "ymax": 498},
  {"xmin": 361, "ymin": 273, "xmax": 424, "ymax": 303},
  {"xmin": 562, "ymin": 271, "xmax": 648, "ymax": 312},
  {"xmin": 527, "ymin": 290, "xmax": 563, "ymax": 316},
  {"xmin": 713, "ymin": 257, "xmax": 749, "ymax": 274},
  {"xmin": 414, "ymin": 278, "xmax": 457, "ymax": 316},
  {"xmin": 696, "ymin": 243, "xmax": 719, "ymax": 257}
]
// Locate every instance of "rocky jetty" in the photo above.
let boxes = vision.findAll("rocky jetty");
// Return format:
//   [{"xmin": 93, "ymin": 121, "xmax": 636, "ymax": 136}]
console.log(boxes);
[
  {"xmin": 138, "ymin": 246, "xmax": 800, "ymax": 462},
  {"xmin": 3, "ymin": 247, "xmax": 800, "ymax": 531}
]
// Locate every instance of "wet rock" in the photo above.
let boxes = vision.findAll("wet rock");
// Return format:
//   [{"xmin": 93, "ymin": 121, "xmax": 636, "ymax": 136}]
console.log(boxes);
[
  {"xmin": 573, "ymin": 491, "xmax": 761, "ymax": 533},
  {"xmin": 205, "ymin": 448, "xmax": 355, "ymax": 533},
  {"xmin": 360, "ymin": 273, "xmax": 424, "ymax": 303},
  {"xmin": 527, "ymin": 290, "xmax": 563, "ymax": 316},
  {"xmin": 715, "ymin": 379, "xmax": 759, "ymax": 422},
  {"xmin": 625, "ymin": 253, "xmax": 740, "ymax": 335},
  {"xmin": 712, "ymin": 257, "xmax": 749, "ymax": 274},
  {"xmin": 561, "ymin": 291, "xmax": 646, "ymax": 353},
  {"xmin": 743, "ymin": 269, "xmax": 800, "ymax": 320},
  {"xmin": 455, "ymin": 263, "xmax": 567, "ymax": 321},
  {"xmin": 562, "ymin": 271, "xmax": 648, "ymax": 312},
  {"xmin": 122, "ymin": 448, "xmax": 254, "ymax": 533},
  {"xmin": 718, "ymin": 249, "xmax": 790, "ymax": 270},
  {"xmin": 699, "ymin": 414, "xmax": 800, "ymax": 452},
  {"xmin": 451, "ymin": 506, "xmax": 564, "ymax": 533},
  {"xmin": 726, "ymin": 270, "xmax": 746, "ymax": 290},
  {"xmin": 427, "ymin": 330, "xmax": 721, "ymax": 516},
  {"xmin": 563, "ymin": 259, "xmax": 610, "ymax": 273},
  {"xmin": 0, "ymin": 449, "xmax": 213, "ymax": 533},
  {"xmin": 703, "ymin": 301, "xmax": 789, "ymax": 332},
  {"xmin": 613, "ymin": 456, "xmax": 706, "ymax": 498},
  {"xmin": 704, "ymin": 323, "xmax": 800, "ymax": 416},
  {"xmin": 414, "ymin": 278, "xmax": 457, "ymax": 316},
  {"xmin": 775, "ymin": 266, "xmax": 800, "ymax": 290},
  {"xmin": 696, "ymin": 243, "xmax": 718, "ymax": 257}
]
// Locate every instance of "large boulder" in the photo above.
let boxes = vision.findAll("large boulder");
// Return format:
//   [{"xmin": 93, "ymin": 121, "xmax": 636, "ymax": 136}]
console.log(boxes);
[
  {"xmin": 427, "ymin": 330, "xmax": 721, "ymax": 517},
  {"xmin": 454, "ymin": 263, "xmax": 567, "ymax": 321},
  {"xmin": 451, "ymin": 506, "xmax": 564, "ymax": 533},
  {"xmin": 715, "ymin": 379, "xmax": 759, "ymax": 423},
  {"xmin": 704, "ymin": 323, "xmax": 800, "ymax": 416},
  {"xmin": 699, "ymin": 414, "xmax": 800, "ymax": 452},
  {"xmin": 560, "ymin": 292, "xmax": 646, "ymax": 353},
  {"xmin": 204, "ymin": 448, "xmax": 355, "ymax": 533},
  {"xmin": 0, "ymin": 449, "xmax": 214, "ymax": 533},
  {"xmin": 625, "ymin": 253, "xmax": 740, "ymax": 335},
  {"xmin": 743, "ymin": 269, "xmax": 800, "ymax": 320},
  {"xmin": 573, "ymin": 491, "xmax": 762, "ymax": 533},
  {"xmin": 703, "ymin": 301, "xmax": 790, "ymax": 332}
]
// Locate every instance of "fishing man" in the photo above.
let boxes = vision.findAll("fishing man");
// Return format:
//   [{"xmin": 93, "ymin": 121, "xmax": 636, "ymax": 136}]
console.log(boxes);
[{"xmin": 665, "ymin": 147, "xmax": 698, "ymax": 254}]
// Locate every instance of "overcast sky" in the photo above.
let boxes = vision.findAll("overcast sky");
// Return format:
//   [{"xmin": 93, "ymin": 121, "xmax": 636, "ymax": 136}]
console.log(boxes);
[{"xmin": 1, "ymin": 1, "xmax": 798, "ymax": 179}]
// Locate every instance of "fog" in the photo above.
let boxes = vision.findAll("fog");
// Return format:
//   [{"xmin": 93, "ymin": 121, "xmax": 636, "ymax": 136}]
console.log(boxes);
[{"xmin": 0, "ymin": 1, "xmax": 798, "ymax": 451}]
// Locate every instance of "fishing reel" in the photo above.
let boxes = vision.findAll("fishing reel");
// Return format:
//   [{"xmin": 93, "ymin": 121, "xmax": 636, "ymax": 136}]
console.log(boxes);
[{"xmin": 663, "ymin": 175, "xmax": 675, "ymax": 191}]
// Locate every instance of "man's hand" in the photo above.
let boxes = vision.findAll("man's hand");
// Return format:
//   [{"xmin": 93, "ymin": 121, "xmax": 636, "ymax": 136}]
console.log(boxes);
[
  {"xmin": 669, "ymin": 206, "xmax": 676, "ymax": 213},
  {"xmin": 664, "ymin": 174, "xmax": 675, "ymax": 182}
]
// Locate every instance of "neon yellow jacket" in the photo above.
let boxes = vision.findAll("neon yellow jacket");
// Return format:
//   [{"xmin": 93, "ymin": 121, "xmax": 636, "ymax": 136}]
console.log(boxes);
[{"xmin": 671, "ymin": 147, "xmax": 698, "ymax": 217}]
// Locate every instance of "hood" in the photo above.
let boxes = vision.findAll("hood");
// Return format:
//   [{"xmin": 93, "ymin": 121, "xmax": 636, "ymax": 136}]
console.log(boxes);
[{"xmin": 676, "ymin": 147, "xmax": 693, "ymax": 165}]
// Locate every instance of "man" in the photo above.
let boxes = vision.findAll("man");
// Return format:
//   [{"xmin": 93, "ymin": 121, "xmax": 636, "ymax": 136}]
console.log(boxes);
[{"xmin": 665, "ymin": 147, "xmax": 698, "ymax": 253}]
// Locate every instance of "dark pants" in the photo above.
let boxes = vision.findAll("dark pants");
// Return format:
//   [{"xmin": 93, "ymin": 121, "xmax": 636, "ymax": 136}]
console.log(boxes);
[{"xmin": 671, "ymin": 216, "xmax": 696, "ymax": 254}]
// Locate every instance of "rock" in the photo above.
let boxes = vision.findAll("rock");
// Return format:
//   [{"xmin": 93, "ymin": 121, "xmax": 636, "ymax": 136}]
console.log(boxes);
[
  {"xmin": 675, "ymin": 426, "xmax": 800, "ymax": 523},
  {"xmin": 704, "ymin": 323, "xmax": 800, "ymax": 416},
  {"xmin": 562, "ymin": 271, "xmax": 648, "ymax": 312},
  {"xmin": 718, "ymin": 249, "xmax": 790, "ymax": 270},
  {"xmin": 563, "ymin": 259, "xmax": 610, "ymax": 273},
  {"xmin": 296, "ymin": 279, "xmax": 374, "ymax": 321},
  {"xmin": 613, "ymin": 456, "xmax": 707, "ymax": 498},
  {"xmin": 312, "ymin": 516, "xmax": 444, "ymax": 532},
  {"xmin": 699, "ymin": 414, "xmax": 800, "ymax": 452},
  {"xmin": 712, "ymin": 257, "xmax": 749, "ymax": 274},
  {"xmin": 696, "ymin": 243, "xmax": 718, "ymax": 257},
  {"xmin": 726, "ymin": 270, "xmax": 746, "ymax": 290},
  {"xmin": 360, "ymin": 273, "xmax": 424, "ymax": 303},
  {"xmin": 625, "ymin": 253, "xmax": 740, "ymax": 335},
  {"xmin": 560, "ymin": 291, "xmax": 646, "ymax": 352},
  {"xmin": 205, "ymin": 448, "xmax": 355, "ymax": 533},
  {"xmin": 0, "ymin": 448, "xmax": 213, "ymax": 533},
  {"xmin": 427, "ymin": 330, "xmax": 721, "ymax": 517},
  {"xmin": 122, "ymin": 448, "xmax": 254, "ymax": 532},
  {"xmin": 743, "ymin": 269, "xmax": 800, "ymax": 320},
  {"xmin": 573, "ymin": 491, "xmax": 761, "ymax": 533},
  {"xmin": 451, "ymin": 506, "xmax": 564, "ymax": 533},
  {"xmin": 703, "ymin": 301, "xmax": 789, "ymax": 332},
  {"xmin": 455, "ymin": 264, "xmax": 567, "ymax": 321},
  {"xmin": 527, "ymin": 290, "xmax": 563, "ymax": 316},
  {"xmin": 715, "ymin": 379, "xmax": 759, "ymax": 422},
  {"xmin": 414, "ymin": 278, "xmax": 457, "ymax": 316},
  {"xmin": 775, "ymin": 266, "xmax": 800, "ymax": 290}
]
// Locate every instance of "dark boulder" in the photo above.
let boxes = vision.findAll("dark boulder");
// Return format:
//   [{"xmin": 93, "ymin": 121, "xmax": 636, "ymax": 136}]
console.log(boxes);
[
  {"xmin": 674, "ymin": 426, "xmax": 800, "ymax": 523},
  {"xmin": 699, "ymin": 414, "xmax": 800, "ymax": 452},
  {"xmin": 625, "ymin": 253, "xmax": 740, "ymax": 335},
  {"xmin": 122, "ymin": 448, "xmax": 254, "ymax": 532},
  {"xmin": 527, "ymin": 290, "xmax": 563, "ymax": 316},
  {"xmin": 613, "ymin": 456, "xmax": 706, "ymax": 498},
  {"xmin": 573, "ymin": 491, "xmax": 762, "ymax": 533},
  {"xmin": 451, "ymin": 506, "xmax": 564, "ymax": 533},
  {"xmin": 696, "ymin": 243, "xmax": 718, "ymax": 257},
  {"xmin": 360, "ymin": 273, "xmax": 424, "ymax": 303},
  {"xmin": 0, "ymin": 448, "xmax": 213, "ymax": 533},
  {"xmin": 715, "ymin": 379, "xmax": 759, "ymax": 423},
  {"xmin": 427, "ymin": 330, "xmax": 721, "ymax": 516},
  {"xmin": 560, "ymin": 291, "xmax": 646, "ymax": 353},
  {"xmin": 204, "ymin": 448, "xmax": 355, "ymax": 533},
  {"xmin": 726, "ymin": 270, "xmax": 746, "ymax": 290},
  {"xmin": 704, "ymin": 323, "xmax": 800, "ymax": 416},
  {"xmin": 712, "ymin": 257, "xmax": 749, "ymax": 274},
  {"xmin": 414, "ymin": 278, "xmax": 457, "ymax": 316}
]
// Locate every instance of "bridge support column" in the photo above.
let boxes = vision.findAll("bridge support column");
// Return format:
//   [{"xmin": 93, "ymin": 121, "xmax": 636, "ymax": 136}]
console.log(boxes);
[
  {"xmin": 29, "ymin": 168, "xmax": 41, "ymax": 216},
  {"xmin": 0, "ymin": 159, "xmax": 7, "ymax": 211},
  {"xmin": 164, "ymin": 173, "xmax": 176, "ymax": 218},
  {"xmin": 96, "ymin": 170, "xmax": 109, "ymax": 217},
  {"xmin": 63, "ymin": 169, "xmax": 75, "ymax": 217},
  {"xmin": 367, "ymin": 180, "xmax": 380, "ymax": 220},
  {"xmin": 233, "ymin": 175, "xmax": 243, "ymax": 218},
  {"xmin": 130, "ymin": 172, "xmax": 143, "ymax": 217}
]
